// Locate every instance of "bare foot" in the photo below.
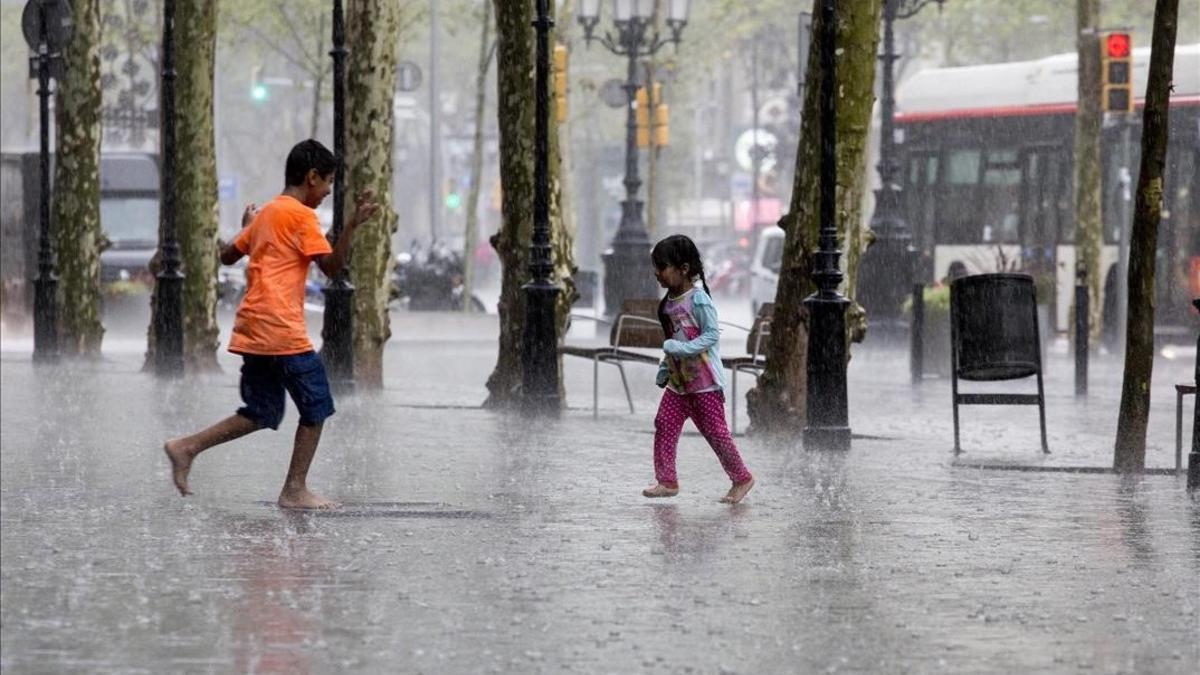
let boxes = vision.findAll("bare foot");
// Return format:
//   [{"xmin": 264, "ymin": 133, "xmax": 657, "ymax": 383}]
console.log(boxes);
[
  {"xmin": 278, "ymin": 487, "xmax": 340, "ymax": 510},
  {"xmin": 720, "ymin": 477, "xmax": 755, "ymax": 504},
  {"xmin": 642, "ymin": 483, "xmax": 679, "ymax": 498},
  {"xmin": 163, "ymin": 440, "xmax": 194, "ymax": 496}
]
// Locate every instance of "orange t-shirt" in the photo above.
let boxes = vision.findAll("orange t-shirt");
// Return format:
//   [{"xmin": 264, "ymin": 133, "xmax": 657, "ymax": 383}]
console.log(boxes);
[{"xmin": 228, "ymin": 195, "xmax": 332, "ymax": 355}]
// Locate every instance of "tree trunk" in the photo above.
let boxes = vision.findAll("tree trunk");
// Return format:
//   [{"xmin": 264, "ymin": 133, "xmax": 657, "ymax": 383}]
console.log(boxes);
[
  {"xmin": 745, "ymin": 0, "xmax": 881, "ymax": 433},
  {"xmin": 462, "ymin": 1, "xmax": 493, "ymax": 312},
  {"xmin": 346, "ymin": 0, "xmax": 400, "ymax": 388},
  {"xmin": 484, "ymin": 0, "xmax": 575, "ymax": 409},
  {"xmin": 1114, "ymin": 0, "xmax": 1178, "ymax": 472},
  {"xmin": 175, "ymin": 0, "xmax": 221, "ymax": 372},
  {"xmin": 52, "ymin": 0, "xmax": 104, "ymax": 357},
  {"xmin": 1074, "ymin": 0, "xmax": 1103, "ymax": 343}
]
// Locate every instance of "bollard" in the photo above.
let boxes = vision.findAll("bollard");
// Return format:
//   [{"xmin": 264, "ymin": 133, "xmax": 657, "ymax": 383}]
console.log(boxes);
[
  {"xmin": 1189, "ymin": 298, "xmax": 1199, "ymax": 491},
  {"xmin": 910, "ymin": 282, "xmax": 924, "ymax": 385},
  {"xmin": 1074, "ymin": 262, "xmax": 1088, "ymax": 397}
]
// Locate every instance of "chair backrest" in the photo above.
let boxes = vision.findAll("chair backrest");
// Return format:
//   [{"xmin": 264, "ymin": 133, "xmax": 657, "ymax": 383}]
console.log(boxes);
[
  {"xmin": 746, "ymin": 303, "xmax": 774, "ymax": 356},
  {"xmin": 950, "ymin": 274, "xmax": 1040, "ymax": 381},
  {"xmin": 610, "ymin": 298, "xmax": 664, "ymax": 348}
]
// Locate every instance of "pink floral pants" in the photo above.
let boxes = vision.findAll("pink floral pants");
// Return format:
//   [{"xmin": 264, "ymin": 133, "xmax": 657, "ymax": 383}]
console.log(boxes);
[{"xmin": 653, "ymin": 389, "xmax": 752, "ymax": 486}]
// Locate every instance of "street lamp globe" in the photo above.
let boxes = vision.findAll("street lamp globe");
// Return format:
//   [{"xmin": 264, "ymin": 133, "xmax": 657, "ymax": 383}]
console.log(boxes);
[
  {"xmin": 667, "ymin": 0, "xmax": 691, "ymax": 23},
  {"xmin": 578, "ymin": 0, "xmax": 600, "ymax": 21}
]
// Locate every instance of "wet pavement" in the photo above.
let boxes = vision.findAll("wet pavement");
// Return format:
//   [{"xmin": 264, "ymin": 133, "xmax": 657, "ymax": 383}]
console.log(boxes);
[{"xmin": 1, "ymin": 307, "xmax": 1198, "ymax": 673}]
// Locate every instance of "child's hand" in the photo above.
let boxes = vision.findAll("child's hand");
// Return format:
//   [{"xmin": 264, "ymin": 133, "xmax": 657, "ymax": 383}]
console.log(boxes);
[
  {"xmin": 351, "ymin": 189, "xmax": 380, "ymax": 227},
  {"xmin": 655, "ymin": 369, "xmax": 669, "ymax": 388},
  {"xmin": 241, "ymin": 203, "xmax": 259, "ymax": 228}
]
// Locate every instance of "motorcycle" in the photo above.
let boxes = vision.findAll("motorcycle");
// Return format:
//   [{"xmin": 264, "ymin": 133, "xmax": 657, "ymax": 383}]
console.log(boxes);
[{"xmin": 391, "ymin": 241, "xmax": 486, "ymax": 313}]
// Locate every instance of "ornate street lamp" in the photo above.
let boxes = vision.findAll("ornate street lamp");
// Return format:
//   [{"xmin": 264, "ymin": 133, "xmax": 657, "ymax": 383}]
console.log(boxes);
[
  {"xmin": 522, "ymin": 0, "xmax": 563, "ymax": 414},
  {"xmin": 153, "ymin": 0, "xmax": 184, "ymax": 376},
  {"xmin": 320, "ymin": 0, "xmax": 355, "ymax": 392},
  {"xmin": 855, "ymin": 0, "xmax": 943, "ymax": 345},
  {"xmin": 803, "ymin": 0, "xmax": 850, "ymax": 451},
  {"xmin": 577, "ymin": 0, "xmax": 690, "ymax": 316},
  {"xmin": 24, "ymin": 0, "xmax": 73, "ymax": 364}
]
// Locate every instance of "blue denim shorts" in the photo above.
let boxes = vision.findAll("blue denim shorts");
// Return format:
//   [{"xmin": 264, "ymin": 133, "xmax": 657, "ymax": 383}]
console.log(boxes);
[{"xmin": 236, "ymin": 351, "xmax": 335, "ymax": 430}]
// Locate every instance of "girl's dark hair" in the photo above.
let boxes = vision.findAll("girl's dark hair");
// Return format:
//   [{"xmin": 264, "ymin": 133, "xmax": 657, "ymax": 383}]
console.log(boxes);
[
  {"xmin": 285, "ymin": 139, "xmax": 338, "ymax": 187},
  {"xmin": 650, "ymin": 234, "xmax": 711, "ymax": 339}
]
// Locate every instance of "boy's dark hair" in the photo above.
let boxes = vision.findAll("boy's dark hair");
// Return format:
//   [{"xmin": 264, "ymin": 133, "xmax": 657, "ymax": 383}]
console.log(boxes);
[
  {"xmin": 650, "ymin": 234, "xmax": 711, "ymax": 339},
  {"xmin": 284, "ymin": 139, "xmax": 338, "ymax": 187}
]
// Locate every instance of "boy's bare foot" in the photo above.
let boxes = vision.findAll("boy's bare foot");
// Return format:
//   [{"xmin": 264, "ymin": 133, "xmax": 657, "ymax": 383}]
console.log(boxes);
[
  {"xmin": 720, "ymin": 477, "xmax": 755, "ymax": 504},
  {"xmin": 163, "ymin": 440, "xmax": 194, "ymax": 496},
  {"xmin": 642, "ymin": 483, "xmax": 679, "ymax": 498},
  {"xmin": 278, "ymin": 487, "xmax": 340, "ymax": 510}
]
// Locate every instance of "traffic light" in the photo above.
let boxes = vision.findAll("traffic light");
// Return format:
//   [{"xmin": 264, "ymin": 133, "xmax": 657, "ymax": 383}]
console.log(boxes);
[
  {"xmin": 553, "ymin": 43, "xmax": 568, "ymax": 123},
  {"xmin": 636, "ymin": 86, "xmax": 650, "ymax": 148},
  {"xmin": 250, "ymin": 66, "xmax": 268, "ymax": 102},
  {"xmin": 653, "ymin": 101, "xmax": 669, "ymax": 147},
  {"xmin": 636, "ymin": 83, "xmax": 668, "ymax": 148},
  {"xmin": 444, "ymin": 179, "xmax": 462, "ymax": 210},
  {"xmin": 1101, "ymin": 32, "xmax": 1133, "ymax": 114}
]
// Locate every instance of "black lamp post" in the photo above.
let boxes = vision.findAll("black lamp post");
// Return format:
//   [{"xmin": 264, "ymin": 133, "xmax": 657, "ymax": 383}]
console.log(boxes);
[
  {"xmin": 320, "ymin": 0, "xmax": 355, "ymax": 392},
  {"xmin": 803, "ymin": 0, "xmax": 850, "ymax": 452},
  {"xmin": 153, "ymin": 0, "xmax": 184, "ymax": 376},
  {"xmin": 855, "ymin": 0, "xmax": 943, "ymax": 345},
  {"xmin": 26, "ymin": 0, "xmax": 71, "ymax": 364},
  {"xmin": 522, "ymin": 0, "xmax": 563, "ymax": 415},
  {"xmin": 577, "ymin": 0, "xmax": 690, "ymax": 316}
]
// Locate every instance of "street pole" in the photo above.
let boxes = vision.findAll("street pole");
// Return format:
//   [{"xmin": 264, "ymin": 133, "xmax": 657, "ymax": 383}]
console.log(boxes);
[
  {"xmin": 32, "ymin": 0, "xmax": 59, "ymax": 364},
  {"xmin": 1115, "ymin": 118, "xmax": 1132, "ymax": 354},
  {"xmin": 577, "ymin": 8, "xmax": 686, "ymax": 318},
  {"xmin": 320, "ymin": 0, "xmax": 355, "ymax": 391},
  {"xmin": 856, "ymin": 0, "xmax": 943, "ymax": 345},
  {"xmin": 803, "ymin": 0, "xmax": 851, "ymax": 452},
  {"xmin": 428, "ymin": 0, "xmax": 442, "ymax": 241},
  {"xmin": 522, "ymin": 0, "xmax": 562, "ymax": 415},
  {"xmin": 153, "ymin": 0, "xmax": 184, "ymax": 377}
]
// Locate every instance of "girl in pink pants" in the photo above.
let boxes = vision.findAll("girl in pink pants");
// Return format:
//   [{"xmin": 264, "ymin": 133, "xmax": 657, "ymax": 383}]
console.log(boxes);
[{"xmin": 644, "ymin": 235, "xmax": 755, "ymax": 504}]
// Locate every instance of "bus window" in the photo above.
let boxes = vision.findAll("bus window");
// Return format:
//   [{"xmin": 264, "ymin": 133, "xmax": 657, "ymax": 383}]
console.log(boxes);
[
  {"xmin": 935, "ymin": 148, "xmax": 982, "ymax": 244},
  {"xmin": 980, "ymin": 149, "xmax": 1022, "ymax": 244},
  {"xmin": 904, "ymin": 152, "xmax": 938, "ymax": 251}
]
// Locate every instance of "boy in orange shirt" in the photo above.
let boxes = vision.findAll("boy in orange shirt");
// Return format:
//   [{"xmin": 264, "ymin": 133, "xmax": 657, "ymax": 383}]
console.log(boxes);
[{"xmin": 164, "ymin": 139, "xmax": 378, "ymax": 509}]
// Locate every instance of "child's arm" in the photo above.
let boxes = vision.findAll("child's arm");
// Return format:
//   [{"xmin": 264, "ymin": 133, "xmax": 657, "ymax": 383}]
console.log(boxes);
[
  {"xmin": 315, "ymin": 190, "xmax": 379, "ymax": 277},
  {"xmin": 219, "ymin": 203, "xmax": 258, "ymax": 265},
  {"xmin": 662, "ymin": 295, "xmax": 720, "ymax": 357}
]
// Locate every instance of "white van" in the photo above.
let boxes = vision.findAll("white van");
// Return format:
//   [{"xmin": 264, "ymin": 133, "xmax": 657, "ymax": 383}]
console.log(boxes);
[{"xmin": 749, "ymin": 227, "xmax": 784, "ymax": 315}]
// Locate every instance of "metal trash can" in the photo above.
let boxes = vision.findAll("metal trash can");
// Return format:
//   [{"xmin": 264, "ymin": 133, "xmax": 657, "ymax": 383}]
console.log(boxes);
[
  {"xmin": 951, "ymin": 274, "xmax": 1041, "ymax": 381},
  {"xmin": 949, "ymin": 273, "xmax": 1048, "ymax": 454}
]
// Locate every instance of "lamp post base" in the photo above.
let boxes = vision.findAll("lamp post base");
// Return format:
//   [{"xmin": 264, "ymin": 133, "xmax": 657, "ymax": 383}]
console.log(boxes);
[
  {"xmin": 153, "ymin": 273, "xmax": 185, "ymax": 377},
  {"xmin": 32, "ymin": 275, "xmax": 59, "ymax": 364},
  {"xmin": 602, "ymin": 239, "xmax": 658, "ymax": 318},
  {"xmin": 803, "ymin": 292, "xmax": 851, "ymax": 451},
  {"xmin": 522, "ymin": 281, "xmax": 562, "ymax": 416},
  {"xmin": 856, "ymin": 233, "xmax": 914, "ymax": 348},
  {"xmin": 320, "ymin": 282, "xmax": 356, "ymax": 393}
]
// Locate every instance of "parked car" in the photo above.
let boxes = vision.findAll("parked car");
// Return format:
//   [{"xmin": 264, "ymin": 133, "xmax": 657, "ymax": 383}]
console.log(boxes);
[{"xmin": 749, "ymin": 227, "xmax": 784, "ymax": 315}]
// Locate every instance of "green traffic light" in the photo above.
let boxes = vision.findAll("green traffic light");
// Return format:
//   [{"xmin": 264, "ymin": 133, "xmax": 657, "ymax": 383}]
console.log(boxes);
[
  {"xmin": 251, "ymin": 84, "xmax": 268, "ymax": 101},
  {"xmin": 445, "ymin": 192, "xmax": 462, "ymax": 210}
]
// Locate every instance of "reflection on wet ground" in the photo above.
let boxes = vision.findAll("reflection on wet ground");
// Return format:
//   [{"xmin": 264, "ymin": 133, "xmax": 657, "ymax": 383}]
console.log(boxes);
[{"xmin": 1, "ymin": 313, "xmax": 1197, "ymax": 673}]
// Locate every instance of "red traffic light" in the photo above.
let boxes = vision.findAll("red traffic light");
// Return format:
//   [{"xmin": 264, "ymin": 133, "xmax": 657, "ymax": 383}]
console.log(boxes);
[{"xmin": 1106, "ymin": 33, "xmax": 1131, "ymax": 59}]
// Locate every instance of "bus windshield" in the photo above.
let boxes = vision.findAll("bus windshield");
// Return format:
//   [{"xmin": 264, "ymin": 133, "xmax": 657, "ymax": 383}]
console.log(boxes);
[{"xmin": 100, "ymin": 197, "xmax": 159, "ymax": 246}]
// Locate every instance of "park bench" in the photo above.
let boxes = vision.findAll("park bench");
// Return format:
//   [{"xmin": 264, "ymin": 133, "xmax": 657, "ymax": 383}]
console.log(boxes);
[
  {"xmin": 562, "ymin": 299, "xmax": 663, "ymax": 418},
  {"xmin": 719, "ymin": 303, "xmax": 773, "ymax": 435}
]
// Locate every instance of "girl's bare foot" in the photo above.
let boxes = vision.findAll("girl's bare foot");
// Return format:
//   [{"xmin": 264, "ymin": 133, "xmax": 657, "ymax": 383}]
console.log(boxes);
[
  {"xmin": 278, "ymin": 487, "xmax": 340, "ymax": 510},
  {"xmin": 642, "ymin": 483, "xmax": 679, "ymax": 498},
  {"xmin": 720, "ymin": 477, "xmax": 755, "ymax": 504},
  {"xmin": 163, "ymin": 440, "xmax": 195, "ymax": 496}
]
